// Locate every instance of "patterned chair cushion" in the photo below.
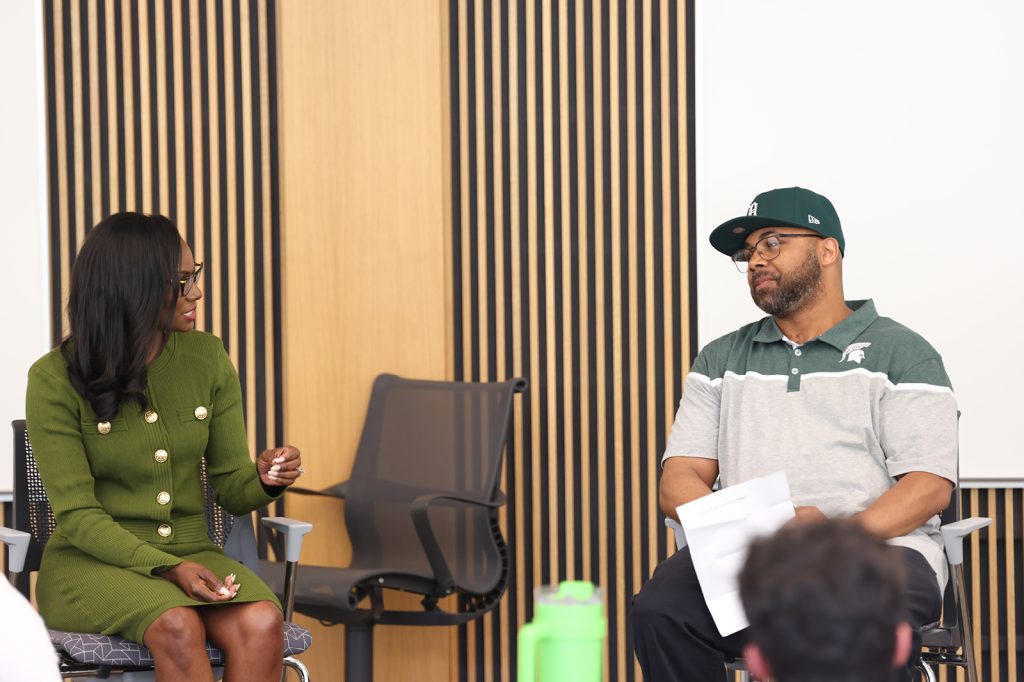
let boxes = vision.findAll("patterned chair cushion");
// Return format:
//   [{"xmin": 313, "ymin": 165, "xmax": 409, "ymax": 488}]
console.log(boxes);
[{"xmin": 49, "ymin": 621, "xmax": 312, "ymax": 667}]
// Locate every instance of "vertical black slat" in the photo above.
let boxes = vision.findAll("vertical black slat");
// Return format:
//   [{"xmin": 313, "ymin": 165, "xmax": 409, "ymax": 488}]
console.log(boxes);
[
  {"xmin": 114, "ymin": 0, "xmax": 127, "ymax": 211},
  {"xmin": 147, "ymin": 0, "xmax": 160, "ymax": 210},
  {"xmin": 130, "ymin": 0, "xmax": 142, "ymax": 209},
  {"xmin": 266, "ymin": 0, "xmax": 285, "ymax": 485},
  {"xmin": 499, "ymin": 1, "xmax": 518, "ymax": 676},
  {"xmin": 616, "ymin": 0, "xmax": 630, "ymax": 676},
  {"xmin": 1014, "ymin": 489, "xmax": 1023, "ymax": 665},
  {"xmin": 78, "ymin": 0, "xmax": 93, "ymax": 230},
  {"xmin": 974, "ymin": 485, "xmax": 991, "ymax": 675},
  {"xmin": 163, "ymin": 0, "xmax": 178, "ymax": 223},
  {"xmin": 231, "ymin": 0, "xmax": 247, "ymax": 416},
  {"xmin": 684, "ymin": 0, "xmax": 697, "ymax": 365},
  {"xmin": 649, "ymin": 0, "xmax": 667, "ymax": 562},
  {"xmin": 465, "ymin": 0, "xmax": 481, "ymax": 665},
  {"xmin": 199, "ymin": 0, "xmax": 214, "ymax": 333},
  {"xmin": 481, "ymin": 0, "xmax": 502, "ymax": 675},
  {"xmin": 44, "ymin": 0, "xmax": 62, "ymax": 345},
  {"xmin": 602, "ymin": 0, "xmax": 618, "ymax": 673},
  {"xmin": 484, "ymin": 0, "xmax": 497, "ymax": 385},
  {"xmin": 215, "ymin": 1, "xmax": 230, "ymax": 349},
  {"xmin": 467, "ymin": 0, "xmax": 480, "ymax": 383},
  {"xmin": 566, "ymin": 0, "xmax": 584, "ymax": 581},
  {"xmin": 632, "ymin": 0, "xmax": 649, "ymax": 612},
  {"xmin": 96, "ymin": 0, "xmax": 110, "ymax": 218},
  {"xmin": 61, "ymin": 0, "xmax": 77, "ymax": 274},
  {"xmin": 583, "ymin": 0, "xmax": 600, "ymax": 585},
  {"xmin": 451, "ymin": 0, "xmax": 467, "ymax": 669},
  {"xmin": 996, "ymin": 489, "xmax": 1008, "ymax": 676},
  {"xmin": 516, "ymin": 0, "xmax": 535, "ymax": 625},
  {"xmin": 533, "ymin": 0, "xmax": 551, "ymax": 589},
  {"xmin": 181, "ymin": 0, "xmax": 196, "ymax": 248},
  {"xmin": 550, "ymin": 0, "xmax": 567, "ymax": 584},
  {"xmin": 667, "ymin": 0, "xmax": 681, "ymax": 414},
  {"xmin": 451, "ymin": 0, "xmax": 464, "ymax": 383},
  {"xmin": 598, "ymin": 0, "xmax": 614, "ymax": 667},
  {"xmin": 248, "ymin": 0, "xmax": 266, "ymax": 454}
]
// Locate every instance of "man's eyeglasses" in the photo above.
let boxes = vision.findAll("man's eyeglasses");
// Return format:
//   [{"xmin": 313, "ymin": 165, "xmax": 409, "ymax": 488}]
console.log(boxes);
[
  {"xmin": 731, "ymin": 234, "xmax": 823, "ymax": 273},
  {"xmin": 178, "ymin": 262, "xmax": 204, "ymax": 296}
]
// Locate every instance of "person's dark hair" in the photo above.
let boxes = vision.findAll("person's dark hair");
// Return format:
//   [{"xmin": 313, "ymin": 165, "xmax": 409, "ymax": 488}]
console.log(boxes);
[
  {"xmin": 739, "ymin": 520, "xmax": 907, "ymax": 682},
  {"xmin": 61, "ymin": 212, "xmax": 182, "ymax": 421}
]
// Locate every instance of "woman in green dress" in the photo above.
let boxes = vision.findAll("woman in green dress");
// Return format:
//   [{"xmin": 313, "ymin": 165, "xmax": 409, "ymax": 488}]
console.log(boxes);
[{"xmin": 26, "ymin": 212, "xmax": 304, "ymax": 682}]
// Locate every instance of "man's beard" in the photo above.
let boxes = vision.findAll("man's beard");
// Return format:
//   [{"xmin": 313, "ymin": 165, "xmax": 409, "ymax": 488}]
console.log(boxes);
[{"xmin": 749, "ymin": 246, "xmax": 823, "ymax": 317}]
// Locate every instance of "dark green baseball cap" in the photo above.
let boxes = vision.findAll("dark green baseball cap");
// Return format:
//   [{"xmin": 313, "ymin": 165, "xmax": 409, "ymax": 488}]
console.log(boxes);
[{"xmin": 709, "ymin": 187, "xmax": 844, "ymax": 257}]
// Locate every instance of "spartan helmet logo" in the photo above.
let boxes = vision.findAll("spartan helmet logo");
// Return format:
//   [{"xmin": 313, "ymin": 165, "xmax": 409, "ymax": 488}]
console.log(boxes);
[
  {"xmin": 840, "ymin": 342, "xmax": 872, "ymax": 364},
  {"xmin": 747, "ymin": 202, "xmax": 758, "ymax": 216}
]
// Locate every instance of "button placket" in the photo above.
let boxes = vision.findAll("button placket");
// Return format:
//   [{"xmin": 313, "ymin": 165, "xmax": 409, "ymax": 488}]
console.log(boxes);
[{"xmin": 787, "ymin": 346, "xmax": 803, "ymax": 392}]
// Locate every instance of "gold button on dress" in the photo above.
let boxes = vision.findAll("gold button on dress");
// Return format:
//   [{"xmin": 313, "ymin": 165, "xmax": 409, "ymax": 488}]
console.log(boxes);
[
  {"xmin": 194, "ymin": 406, "xmax": 208, "ymax": 420},
  {"xmin": 97, "ymin": 421, "xmax": 111, "ymax": 435},
  {"xmin": 154, "ymin": 449, "xmax": 168, "ymax": 462},
  {"xmin": 144, "ymin": 410, "xmax": 159, "ymax": 424},
  {"xmin": 157, "ymin": 524, "xmax": 172, "ymax": 537},
  {"xmin": 157, "ymin": 492, "xmax": 171, "ymax": 505}
]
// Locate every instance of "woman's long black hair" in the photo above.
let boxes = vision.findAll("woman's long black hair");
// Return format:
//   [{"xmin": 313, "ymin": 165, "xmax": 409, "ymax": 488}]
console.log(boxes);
[{"xmin": 61, "ymin": 212, "xmax": 183, "ymax": 421}]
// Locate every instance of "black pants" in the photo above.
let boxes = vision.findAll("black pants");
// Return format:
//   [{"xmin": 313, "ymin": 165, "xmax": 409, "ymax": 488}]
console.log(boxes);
[{"xmin": 630, "ymin": 546, "xmax": 942, "ymax": 681}]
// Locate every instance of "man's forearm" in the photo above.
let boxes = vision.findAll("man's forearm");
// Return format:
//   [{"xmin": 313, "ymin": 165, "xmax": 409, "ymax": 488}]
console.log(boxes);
[{"xmin": 853, "ymin": 471, "xmax": 953, "ymax": 539}]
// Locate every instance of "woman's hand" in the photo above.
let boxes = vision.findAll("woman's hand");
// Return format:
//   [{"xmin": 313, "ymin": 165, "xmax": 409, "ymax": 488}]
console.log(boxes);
[
  {"xmin": 160, "ymin": 561, "xmax": 240, "ymax": 602},
  {"xmin": 256, "ymin": 445, "xmax": 303, "ymax": 487}
]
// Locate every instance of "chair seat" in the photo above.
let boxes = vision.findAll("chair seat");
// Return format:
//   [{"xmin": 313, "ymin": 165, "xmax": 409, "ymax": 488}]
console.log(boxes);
[
  {"xmin": 49, "ymin": 621, "xmax": 312, "ymax": 667},
  {"xmin": 920, "ymin": 625, "xmax": 960, "ymax": 650},
  {"xmin": 260, "ymin": 559, "xmax": 438, "ymax": 611}
]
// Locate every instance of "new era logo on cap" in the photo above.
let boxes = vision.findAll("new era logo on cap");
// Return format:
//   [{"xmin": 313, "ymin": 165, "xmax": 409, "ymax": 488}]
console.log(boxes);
[{"xmin": 808, "ymin": 215, "xmax": 820, "ymax": 225}]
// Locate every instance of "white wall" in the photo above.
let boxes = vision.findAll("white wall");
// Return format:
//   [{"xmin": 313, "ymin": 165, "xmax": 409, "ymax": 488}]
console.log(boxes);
[
  {"xmin": 696, "ymin": 0, "xmax": 1024, "ymax": 483},
  {"xmin": 0, "ymin": 0, "xmax": 51, "ymax": 494}
]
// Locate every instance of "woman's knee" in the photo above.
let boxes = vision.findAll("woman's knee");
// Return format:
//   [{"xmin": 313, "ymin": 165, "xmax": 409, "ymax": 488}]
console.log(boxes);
[
  {"xmin": 145, "ymin": 606, "xmax": 206, "ymax": 651},
  {"xmin": 237, "ymin": 601, "xmax": 284, "ymax": 645}
]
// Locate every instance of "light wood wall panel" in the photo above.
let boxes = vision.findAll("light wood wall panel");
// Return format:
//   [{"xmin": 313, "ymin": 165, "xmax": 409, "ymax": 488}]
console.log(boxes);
[
  {"xmin": 42, "ymin": 0, "xmax": 284, "ymax": 468},
  {"xmin": 277, "ymin": 0, "xmax": 453, "ymax": 680},
  {"xmin": 449, "ymin": 1, "xmax": 696, "ymax": 679}
]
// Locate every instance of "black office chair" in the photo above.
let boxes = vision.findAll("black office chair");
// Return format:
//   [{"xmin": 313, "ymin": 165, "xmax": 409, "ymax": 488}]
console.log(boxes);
[
  {"xmin": 0, "ymin": 419, "xmax": 314, "ymax": 680},
  {"xmin": 665, "ymin": 488, "xmax": 991, "ymax": 682},
  {"xmin": 916, "ymin": 493, "xmax": 990, "ymax": 682},
  {"xmin": 262, "ymin": 373, "xmax": 526, "ymax": 682}
]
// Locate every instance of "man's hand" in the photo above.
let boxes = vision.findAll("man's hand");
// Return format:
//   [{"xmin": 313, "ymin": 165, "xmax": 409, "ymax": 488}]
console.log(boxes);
[
  {"xmin": 159, "ymin": 562, "xmax": 239, "ymax": 602},
  {"xmin": 256, "ymin": 445, "xmax": 303, "ymax": 487},
  {"xmin": 789, "ymin": 506, "xmax": 828, "ymax": 525}
]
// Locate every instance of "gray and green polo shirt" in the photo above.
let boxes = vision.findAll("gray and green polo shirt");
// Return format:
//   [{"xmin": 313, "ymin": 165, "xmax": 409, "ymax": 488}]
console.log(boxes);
[{"xmin": 664, "ymin": 299, "xmax": 958, "ymax": 587}]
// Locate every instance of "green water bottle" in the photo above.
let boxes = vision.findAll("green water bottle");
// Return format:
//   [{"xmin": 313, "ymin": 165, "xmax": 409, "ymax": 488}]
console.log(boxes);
[{"xmin": 518, "ymin": 581, "xmax": 606, "ymax": 682}]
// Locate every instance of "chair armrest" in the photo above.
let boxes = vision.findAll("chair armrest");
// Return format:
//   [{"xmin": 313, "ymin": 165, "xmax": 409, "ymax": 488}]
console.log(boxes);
[
  {"xmin": 411, "ymin": 493, "xmax": 504, "ymax": 594},
  {"xmin": 285, "ymin": 480, "xmax": 349, "ymax": 500},
  {"xmin": 261, "ymin": 517, "xmax": 313, "ymax": 563},
  {"xmin": 0, "ymin": 527, "xmax": 32, "ymax": 574},
  {"xmin": 941, "ymin": 516, "xmax": 991, "ymax": 566},
  {"xmin": 664, "ymin": 517, "xmax": 688, "ymax": 551}
]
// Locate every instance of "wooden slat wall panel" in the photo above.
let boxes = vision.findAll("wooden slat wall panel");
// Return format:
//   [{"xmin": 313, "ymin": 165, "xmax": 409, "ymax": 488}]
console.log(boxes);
[
  {"xmin": 42, "ymin": 0, "xmax": 283, "ymax": 468},
  {"xmin": 944, "ymin": 488, "xmax": 1024, "ymax": 682},
  {"xmin": 449, "ymin": 1, "xmax": 696, "ymax": 679}
]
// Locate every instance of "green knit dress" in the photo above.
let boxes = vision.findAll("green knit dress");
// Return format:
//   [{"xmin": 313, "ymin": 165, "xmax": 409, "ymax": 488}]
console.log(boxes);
[{"xmin": 25, "ymin": 330, "xmax": 283, "ymax": 644}]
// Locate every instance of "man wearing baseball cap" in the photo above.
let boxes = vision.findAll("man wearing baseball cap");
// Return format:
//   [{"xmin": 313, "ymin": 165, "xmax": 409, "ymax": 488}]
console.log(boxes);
[{"xmin": 630, "ymin": 187, "xmax": 958, "ymax": 681}]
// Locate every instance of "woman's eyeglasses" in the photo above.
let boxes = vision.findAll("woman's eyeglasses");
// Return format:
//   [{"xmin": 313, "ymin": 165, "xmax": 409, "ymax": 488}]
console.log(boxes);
[{"xmin": 178, "ymin": 262, "xmax": 204, "ymax": 296}]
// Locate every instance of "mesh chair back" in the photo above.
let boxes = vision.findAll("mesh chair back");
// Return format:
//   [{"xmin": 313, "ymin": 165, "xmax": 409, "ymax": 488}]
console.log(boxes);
[
  {"xmin": 344, "ymin": 375, "xmax": 523, "ymax": 597},
  {"xmin": 11, "ymin": 419, "xmax": 234, "ymax": 573}
]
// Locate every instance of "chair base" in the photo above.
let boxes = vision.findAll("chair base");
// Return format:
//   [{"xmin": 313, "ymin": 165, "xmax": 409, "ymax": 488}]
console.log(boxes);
[{"xmin": 345, "ymin": 623, "xmax": 374, "ymax": 682}]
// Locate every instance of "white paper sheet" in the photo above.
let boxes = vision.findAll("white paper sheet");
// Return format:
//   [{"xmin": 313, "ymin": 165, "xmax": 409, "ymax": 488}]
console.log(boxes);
[{"xmin": 675, "ymin": 470, "xmax": 795, "ymax": 636}]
